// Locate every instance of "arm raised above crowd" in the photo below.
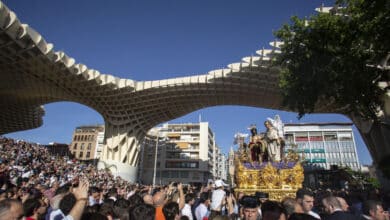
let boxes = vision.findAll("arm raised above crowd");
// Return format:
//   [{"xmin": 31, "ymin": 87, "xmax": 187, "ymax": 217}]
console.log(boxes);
[
  {"xmin": 69, "ymin": 179, "xmax": 89, "ymax": 220},
  {"xmin": 177, "ymin": 183, "xmax": 185, "ymax": 210}
]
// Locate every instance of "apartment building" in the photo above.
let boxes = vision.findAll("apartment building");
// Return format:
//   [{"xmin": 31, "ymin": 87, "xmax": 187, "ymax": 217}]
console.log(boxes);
[
  {"xmin": 70, "ymin": 125, "xmax": 105, "ymax": 160},
  {"xmin": 139, "ymin": 122, "xmax": 227, "ymax": 185},
  {"xmin": 214, "ymin": 146, "xmax": 227, "ymax": 180},
  {"xmin": 284, "ymin": 123, "xmax": 360, "ymax": 171}
]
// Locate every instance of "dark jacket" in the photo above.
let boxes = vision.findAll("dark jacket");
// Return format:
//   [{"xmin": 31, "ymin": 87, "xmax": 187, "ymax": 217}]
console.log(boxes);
[{"xmin": 324, "ymin": 211, "xmax": 356, "ymax": 220}]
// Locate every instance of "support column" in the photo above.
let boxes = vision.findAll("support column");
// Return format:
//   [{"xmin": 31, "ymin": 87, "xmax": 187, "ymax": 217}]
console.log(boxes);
[
  {"xmin": 99, "ymin": 122, "xmax": 143, "ymax": 182},
  {"xmin": 351, "ymin": 113, "xmax": 390, "ymax": 190}
]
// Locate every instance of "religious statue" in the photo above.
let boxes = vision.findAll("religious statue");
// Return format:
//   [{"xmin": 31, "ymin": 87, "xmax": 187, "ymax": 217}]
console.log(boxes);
[
  {"xmin": 248, "ymin": 125, "xmax": 267, "ymax": 165},
  {"xmin": 233, "ymin": 115, "xmax": 303, "ymax": 201},
  {"xmin": 234, "ymin": 132, "xmax": 250, "ymax": 161},
  {"xmin": 266, "ymin": 115, "xmax": 286, "ymax": 159},
  {"xmin": 264, "ymin": 119, "xmax": 282, "ymax": 162}
]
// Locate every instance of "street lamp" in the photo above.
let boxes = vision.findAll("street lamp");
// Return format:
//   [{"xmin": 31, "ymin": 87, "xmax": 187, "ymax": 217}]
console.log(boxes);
[
  {"xmin": 153, "ymin": 133, "xmax": 159, "ymax": 187},
  {"xmin": 150, "ymin": 128, "xmax": 166, "ymax": 187}
]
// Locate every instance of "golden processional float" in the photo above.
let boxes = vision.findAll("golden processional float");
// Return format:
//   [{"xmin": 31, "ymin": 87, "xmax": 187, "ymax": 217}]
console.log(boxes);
[{"xmin": 232, "ymin": 115, "xmax": 304, "ymax": 201}]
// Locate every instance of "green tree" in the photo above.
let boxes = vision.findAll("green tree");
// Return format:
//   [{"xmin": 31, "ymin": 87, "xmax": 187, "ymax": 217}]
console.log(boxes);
[{"xmin": 275, "ymin": 0, "xmax": 389, "ymax": 120}]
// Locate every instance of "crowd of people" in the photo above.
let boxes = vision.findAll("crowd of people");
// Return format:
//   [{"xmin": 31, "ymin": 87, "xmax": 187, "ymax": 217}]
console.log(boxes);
[{"xmin": 0, "ymin": 136, "xmax": 389, "ymax": 220}]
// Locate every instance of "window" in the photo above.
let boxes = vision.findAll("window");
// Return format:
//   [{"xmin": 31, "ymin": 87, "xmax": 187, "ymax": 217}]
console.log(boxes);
[
  {"xmin": 189, "ymin": 143, "xmax": 199, "ymax": 149},
  {"xmin": 87, "ymin": 143, "xmax": 92, "ymax": 150},
  {"xmin": 326, "ymin": 142, "xmax": 338, "ymax": 152},
  {"xmin": 324, "ymin": 132, "xmax": 337, "ymax": 141},
  {"xmin": 190, "ymin": 153, "xmax": 199, "ymax": 159},
  {"xmin": 192, "ymin": 172, "xmax": 200, "ymax": 180},
  {"xmin": 338, "ymin": 132, "xmax": 352, "ymax": 141},
  {"xmin": 86, "ymin": 152, "xmax": 90, "ymax": 158},
  {"xmin": 311, "ymin": 142, "xmax": 324, "ymax": 150},
  {"xmin": 180, "ymin": 153, "xmax": 190, "ymax": 159},
  {"xmin": 73, "ymin": 143, "xmax": 77, "ymax": 150},
  {"xmin": 190, "ymin": 162, "xmax": 198, "ymax": 168},
  {"xmin": 191, "ymin": 125, "xmax": 200, "ymax": 132},
  {"xmin": 79, "ymin": 152, "xmax": 83, "ymax": 158},
  {"xmin": 167, "ymin": 152, "xmax": 180, "ymax": 159},
  {"xmin": 295, "ymin": 132, "xmax": 308, "ymax": 142},
  {"xmin": 80, "ymin": 143, "xmax": 85, "ymax": 150},
  {"xmin": 171, "ymin": 171, "xmax": 179, "ymax": 178},
  {"xmin": 181, "ymin": 134, "xmax": 192, "ymax": 141},
  {"xmin": 309, "ymin": 132, "xmax": 323, "ymax": 141},
  {"xmin": 165, "ymin": 161, "xmax": 199, "ymax": 168},
  {"xmin": 162, "ymin": 171, "xmax": 170, "ymax": 178},
  {"xmin": 180, "ymin": 171, "xmax": 189, "ymax": 178}
]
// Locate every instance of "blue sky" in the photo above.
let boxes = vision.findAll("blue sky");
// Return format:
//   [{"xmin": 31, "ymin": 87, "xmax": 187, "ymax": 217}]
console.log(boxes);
[{"xmin": 3, "ymin": 0, "xmax": 372, "ymax": 165}]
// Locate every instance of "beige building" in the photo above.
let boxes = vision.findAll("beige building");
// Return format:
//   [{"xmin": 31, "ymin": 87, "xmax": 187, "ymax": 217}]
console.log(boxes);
[
  {"xmin": 139, "ymin": 122, "xmax": 227, "ymax": 185},
  {"xmin": 70, "ymin": 125, "xmax": 105, "ymax": 160}
]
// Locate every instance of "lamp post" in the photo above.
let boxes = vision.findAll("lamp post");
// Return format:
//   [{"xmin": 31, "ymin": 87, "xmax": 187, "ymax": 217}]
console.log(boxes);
[
  {"xmin": 151, "ymin": 128, "xmax": 166, "ymax": 187},
  {"xmin": 153, "ymin": 133, "xmax": 159, "ymax": 187}
]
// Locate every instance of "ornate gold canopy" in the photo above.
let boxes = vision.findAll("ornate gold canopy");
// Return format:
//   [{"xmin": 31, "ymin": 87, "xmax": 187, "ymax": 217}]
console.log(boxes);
[{"xmin": 234, "ymin": 153, "xmax": 304, "ymax": 201}]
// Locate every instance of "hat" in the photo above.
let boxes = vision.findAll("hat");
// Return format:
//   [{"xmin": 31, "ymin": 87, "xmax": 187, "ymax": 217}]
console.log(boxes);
[
  {"xmin": 240, "ymin": 196, "xmax": 260, "ymax": 208},
  {"xmin": 255, "ymin": 191, "xmax": 269, "ymax": 199},
  {"xmin": 214, "ymin": 180, "xmax": 228, "ymax": 188}
]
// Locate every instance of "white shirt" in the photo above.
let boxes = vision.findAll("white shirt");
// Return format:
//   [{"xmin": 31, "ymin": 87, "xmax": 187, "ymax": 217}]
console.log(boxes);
[
  {"xmin": 22, "ymin": 170, "xmax": 32, "ymax": 178},
  {"xmin": 181, "ymin": 203, "xmax": 193, "ymax": 220},
  {"xmin": 210, "ymin": 188, "xmax": 226, "ymax": 211},
  {"xmin": 308, "ymin": 210, "xmax": 321, "ymax": 219},
  {"xmin": 126, "ymin": 190, "xmax": 136, "ymax": 199},
  {"xmin": 195, "ymin": 203, "xmax": 208, "ymax": 220},
  {"xmin": 49, "ymin": 209, "xmax": 74, "ymax": 220},
  {"xmin": 88, "ymin": 196, "xmax": 103, "ymax": 206}
]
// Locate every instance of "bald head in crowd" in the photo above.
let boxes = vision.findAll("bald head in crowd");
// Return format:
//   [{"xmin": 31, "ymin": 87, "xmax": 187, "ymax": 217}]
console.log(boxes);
[
  {"xmin": 322, "ymin": 196, "xmax": 342, "ymax": 214},
  {"xmin": 143, "ymin": 194, "xmax": 154, "ymax": 205},
  {"xmin": 282, "ymin": 197, "xmax": 303, "ymax": 218},
  {"xmin": 336, "ymin": 197, "xmax": 349, "ymax": 211},
  {"xmin": 153, "ymin": 191, "xmax": 167, "ymax": 207}
]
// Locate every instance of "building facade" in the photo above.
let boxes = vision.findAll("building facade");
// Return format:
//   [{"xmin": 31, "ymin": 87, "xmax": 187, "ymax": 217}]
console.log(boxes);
[
  {"xmin": 284, "ymin": 123, "xmax": 360, "ymax": 171},
  {"xmin": 139, "ymin": 122, "xmax": 227, "ymax": 185},
  {"xmin": 215, "ymin": 149, "xmax": 227, "ymax": 181},
  {"xmin": 46, "ymin": 143, "xmax": 72, "ymax": 157},
  {"xmin": 70, "ymin": 125, "xmax": 105, "ymax": 160}
]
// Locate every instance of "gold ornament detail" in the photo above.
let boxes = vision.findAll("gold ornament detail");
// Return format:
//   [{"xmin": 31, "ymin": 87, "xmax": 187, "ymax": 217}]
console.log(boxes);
[{"xmin": 234, "ymin": 152, "xmax": 304, "ymax": 201}]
